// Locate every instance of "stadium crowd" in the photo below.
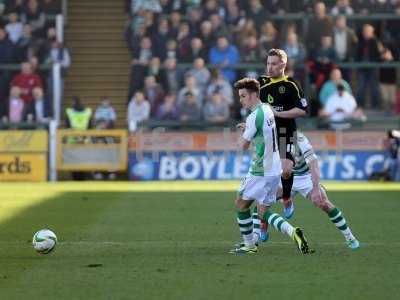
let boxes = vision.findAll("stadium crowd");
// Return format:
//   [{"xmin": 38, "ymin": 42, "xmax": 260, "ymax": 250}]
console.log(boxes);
[
  {"xmin": 0, "ymin": 0, "xmax": 67, "ymax": 124},
  {"xmin": 124, "ymin": 0, "xmax": 400, "ymax": 130}
]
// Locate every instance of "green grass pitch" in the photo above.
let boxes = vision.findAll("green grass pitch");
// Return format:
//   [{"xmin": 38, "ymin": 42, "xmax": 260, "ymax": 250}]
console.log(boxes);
[{"xmin": 0, "ymin": 182, "xmax": 399, "ymax": 300}]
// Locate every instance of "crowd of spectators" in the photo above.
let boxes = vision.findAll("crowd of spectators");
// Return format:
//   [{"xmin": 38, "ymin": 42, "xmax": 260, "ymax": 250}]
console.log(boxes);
[
  {"xmin": 124, "ymin": 0, "xmax": 400, "ymax": 130},
  {"xmin": 0, "ymin": 0, "xmax": 66, "ymax": 125}
]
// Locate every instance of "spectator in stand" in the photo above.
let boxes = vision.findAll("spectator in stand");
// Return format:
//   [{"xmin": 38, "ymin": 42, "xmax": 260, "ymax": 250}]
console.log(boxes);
[
  {"xmin": 224, "ymin": 2, "xmax": 244, "ymax": 32},
  {"xmin": 246, "ymin": 0, "xmax": 267, "ymax": 27},
  {"xmin": 45, "ymin": 39, "xmax": 71, "ymax": 76},
  {"xmin": 177, "ymin": 74, "xmax": 202, "ymax": 107},
  {"xmin": 176, "ymin": 22, "xmax": 192, "ymax": 60},
  {"xmin": 199, "ymin": 20, "xmax": 215, "ymax": 54},
  {"xmin": 239, "ymin": 35, "xmax": 260, "ymax": 63},
  {"xmin": 143, "ymin": 75, "xmax": 164, "ymax": 116},
  {"xmin": 169, "ymin": 10, "xmax": 181, "ymax": 38},
  {"xmin": 8, "ymin": 86, "xmax": 24, "ymax": 123},
  {"xmin": 187, "ymin": 6, "xmax": 202, "ymax": 36},
  {"xmin": 379, "ymin": 48, "xmax": 397, "ymax": 114},
  {"xmin": 203, "ymin": 0, "xmax": 221, "ymax": 17},
  {"xmin": 127, "ymin": 91, "xmax": 150, "ymax": 132},
  {"xmin": 203, "ymin": 91, "xmax": 230, "ymax": 124},
  {"xmin": 160, "ymin": 57, "xmax": 180, "ymax": 93},
  {"xmin": 145, "ymin": 57, "xmax": 162, "ymax": 82},
  {"xmin": 10, "ymin": 61, "xmax": 43, "ymax": 118},
  {"xmin": 165, "ymin": 39, "xmax": 178, "ymax": 60},
  {"xmin": 0, "ymin": 27, "xmax": 13, "ymax": 63},
  {"xmin": 155, "ymin": 92, "xmax": 179, "ymax": 121},
  {"xmin": 5, "ymin": 12, "xmax": 23, "ymax": 44},
  {"xmin": 319, "ymin": 68, "xmax": 353, "ymax": 106},
  {"xmin": 186, "ymin": 58, "xmax": 210, "ymax": 94},
  {"xmin": 236, "ymin": 19, "xmax": 257, "ymax": 49},
  {"xmin": 21, "ymin": 0, "xmax": 46, "ymax": 38},
  {"xmin": 209, "ymin": 13, "xmax": 230, "ymax": 40},
  {"xmin": 129, "ymin": 36, "xmax": 153, "ymax": 96},
  {"xmin": 45, "ymin": 39, "xmax": 70, "ymax": 65},
  {"xmin": 14, "ymin": 24, "xmax": 35, "ymax": 63},
  {"xmin": 282, "ymin": 32, "xmax": 306, "ymax": 68},
  {"xmin": 331, "ymin": 0, "xmax": 354, "ymax": 16},
  {"xmin": 333, "ymin": 15, "xmax": 358, "ymax": 63},
  {"xmin": 355, "ymin": 24, "xmax": 382, "ymax": 108},
  {"xmin": 309, "ymin": 35, "xmax": 337, "ymax": 91},
  {"xmin": 178, "ymin": 91, "xmax": 201, "ymax": 122},
  {"xmin": 32, "ymin": 86, "xmax": 45, "ymax": 122},
  {"xmin": 206, "ymin": 68, "xmax": 233, "ymax": 106},
  {"xmin": 181, "ymin": 37, "xmax": 207, "ymax": 63},
  {"xmin": 319, "ymin": 84, "xmax": 365, "ymax": 126},
  {"xmin": 209, "ymin": 36, "xmax": 240, "ymax": 83},
  {"xmin": 152, "ymin": 18, "xmax": 171, "ymax": 61},
  {"xmin": 306, "ymin": 2, "xmax": 333, "ymax": 52},
  {"xmin": 94, "ymin": 97, "xmax": 117, "ymax": 129},
  {"xmin": 259, "ymin": 21, "xmax": 279, "ymax": 59}
]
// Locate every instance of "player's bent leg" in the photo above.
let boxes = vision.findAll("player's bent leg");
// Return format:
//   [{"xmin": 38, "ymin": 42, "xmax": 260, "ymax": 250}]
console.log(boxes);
[{"xmin": 308, "ymin": 187, "xmax": 360, "ymax": 250}]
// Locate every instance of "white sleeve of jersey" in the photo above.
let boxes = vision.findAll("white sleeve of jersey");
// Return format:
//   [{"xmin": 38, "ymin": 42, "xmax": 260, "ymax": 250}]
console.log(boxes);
[
  {"xmin": 297, "ymin": 133, "xmax": 317, "ymax": 164},
  {"xmin": 242, "ymin": 112, "xmax": 257, "ymax": 142}
]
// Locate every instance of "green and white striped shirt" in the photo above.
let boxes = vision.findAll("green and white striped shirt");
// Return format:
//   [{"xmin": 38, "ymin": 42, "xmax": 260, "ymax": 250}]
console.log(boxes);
[
  {"xmin": 292, "ymin": 132, "xmax": 318, "ymax": 176},
  {"xmin": 242, "ymin": 103, "xmax": 282, "ymax": 177}
]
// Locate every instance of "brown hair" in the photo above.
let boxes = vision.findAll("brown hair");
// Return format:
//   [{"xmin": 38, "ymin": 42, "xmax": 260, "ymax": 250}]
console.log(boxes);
[
  {"xmin": 234, "ymin": 77, "xmax": 260, "ymax": 94},
  {"xmin": 267, "ymin": 48, "xmax": 288, "ymax": 64}
]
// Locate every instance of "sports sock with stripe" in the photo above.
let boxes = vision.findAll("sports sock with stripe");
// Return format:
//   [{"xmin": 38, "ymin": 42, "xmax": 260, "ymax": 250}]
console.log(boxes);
[
  {"xmin": 252, "ymin": 207, "xmax": 261, "ymax": 242},
  {"xmin": 237, "ymin": 210, "xmax": 255, "ymax": 247},
  {"xmin": 263, "ymin": 210, "xmax": 294, "ymax": 238},
  {"xmin": 328, "ymin": 207, "xmax": 355, "ymax": 241}
]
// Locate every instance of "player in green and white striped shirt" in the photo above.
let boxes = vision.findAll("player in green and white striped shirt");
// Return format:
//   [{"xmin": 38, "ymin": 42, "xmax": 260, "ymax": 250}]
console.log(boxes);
[
  {"xmin": 258, "ymin": 132, "xmax": 360, "ymax": 250},
  {"xmin": 229, "ymin": 78, "xmax": 311, "ymax": 255}
]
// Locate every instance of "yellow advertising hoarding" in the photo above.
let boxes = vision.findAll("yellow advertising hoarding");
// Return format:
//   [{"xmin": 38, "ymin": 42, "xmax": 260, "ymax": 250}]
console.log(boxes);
[
  {"xmin": 0, "ymin": 130, "xmax": 48, "ymax": 152},
  {"xmin": 0, "ymin": 154, "xmax": 47, "ymax": 181}
]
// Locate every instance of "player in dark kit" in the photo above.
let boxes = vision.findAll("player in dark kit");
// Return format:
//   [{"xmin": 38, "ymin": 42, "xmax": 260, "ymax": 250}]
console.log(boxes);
[{"xmin": 256, "ymin": 49, "xmax": 308, "ymax": 240}]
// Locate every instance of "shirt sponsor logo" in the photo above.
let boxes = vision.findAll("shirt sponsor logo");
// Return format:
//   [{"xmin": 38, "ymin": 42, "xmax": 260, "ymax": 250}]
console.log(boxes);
[{"xmin": 279, "ymin": 86, "xmax": 286, "ymax": 94}]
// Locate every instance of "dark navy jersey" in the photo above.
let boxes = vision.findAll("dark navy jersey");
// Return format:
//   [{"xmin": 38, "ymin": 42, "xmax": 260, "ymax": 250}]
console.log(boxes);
[{"xmin": 258, "ymin": 75, "xmax": 307, "ymax": 137}]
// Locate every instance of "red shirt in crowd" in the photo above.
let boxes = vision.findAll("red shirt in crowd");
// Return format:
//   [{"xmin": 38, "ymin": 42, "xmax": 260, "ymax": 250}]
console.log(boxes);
[{"xmin": 10, "ymin": 73, "xmax": 43, "ymax": 103}]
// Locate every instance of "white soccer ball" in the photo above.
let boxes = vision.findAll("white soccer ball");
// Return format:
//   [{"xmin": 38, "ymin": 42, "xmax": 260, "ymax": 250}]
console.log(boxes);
[{"xmin": 32, "ymin": 229, "xmax": 57, "ymax": 254}]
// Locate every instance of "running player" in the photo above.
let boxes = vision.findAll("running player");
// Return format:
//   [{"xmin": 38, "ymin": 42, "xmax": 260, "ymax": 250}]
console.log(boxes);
[
  {"xmin": 258, "ymin": 49, "xmax": 308, "ymax": 220},
  {"xmin": 229, "ymin": 77, "xmax": 310, "ymax": 255}
]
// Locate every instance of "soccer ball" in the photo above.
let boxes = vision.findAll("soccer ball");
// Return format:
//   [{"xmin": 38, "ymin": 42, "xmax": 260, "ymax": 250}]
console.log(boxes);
[{"xmin": 32, "ymin": 229, "xmax": 57, "ymax": 254}]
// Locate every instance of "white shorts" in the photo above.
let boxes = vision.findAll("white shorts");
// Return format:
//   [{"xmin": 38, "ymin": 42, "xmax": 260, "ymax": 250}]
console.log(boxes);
[
  {"xmin": 238, "ymin": 175, "xmax": 280, "ymax": 206},
  {"xmin": 291, "ymin": 173, "xmax": 324, "ymax": 198}
]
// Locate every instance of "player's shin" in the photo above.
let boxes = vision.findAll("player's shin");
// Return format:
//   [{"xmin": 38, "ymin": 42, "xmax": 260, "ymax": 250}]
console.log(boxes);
[
  {"xmin": 262, "ymin": 210, "xmax": 294, "ymax": 238},
  {"xmin": 237, "ymin": 209, "xmax": 255, "ymax": 247},
  {"xmin": 281, "ymin": 173, "xmax": 294, "ymax": 206},
  {"xmin": 328, "ymin": 207, "xmax": 356, "ymax": 242}
]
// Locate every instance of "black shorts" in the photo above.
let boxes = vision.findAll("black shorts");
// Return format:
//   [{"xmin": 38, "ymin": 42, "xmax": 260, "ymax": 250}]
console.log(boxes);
[{"xmin": 277, "ymin": 133, "xmax": 295, "ymax": 162}]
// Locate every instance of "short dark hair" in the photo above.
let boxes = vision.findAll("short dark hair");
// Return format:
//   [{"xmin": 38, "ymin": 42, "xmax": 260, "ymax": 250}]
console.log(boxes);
[
  {"xmin": 267, "ymin": 48, "xmax": 288, "ymax": 64},
  {"xmin": 234, "ymin": 78, "xmax": 260, "ymax": 94}
]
